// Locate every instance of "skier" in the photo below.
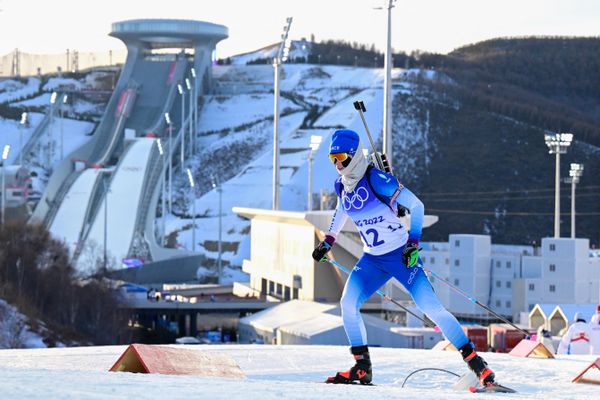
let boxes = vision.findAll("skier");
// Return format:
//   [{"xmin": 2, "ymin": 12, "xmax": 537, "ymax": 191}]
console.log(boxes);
[
  {"xmin": 312, "ymin": 129, "xmax": 497, "ymax": 386},
  {"xmin": 557, "ymin": 312, "xmax": 592, "ymax": 355}
]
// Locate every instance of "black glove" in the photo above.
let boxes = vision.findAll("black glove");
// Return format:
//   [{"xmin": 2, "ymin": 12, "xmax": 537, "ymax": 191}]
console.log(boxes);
[
  {"xmin": 402, "ymin": 240, "xmax": 420, "ymax": 268},
  {"xmin": 312, "ymin": 235, "xmax": 335, "ymax": 262}
]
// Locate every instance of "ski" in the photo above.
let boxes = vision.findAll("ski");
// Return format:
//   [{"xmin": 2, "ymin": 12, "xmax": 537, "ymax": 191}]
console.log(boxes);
[
  {"xmin": 469, "ymin": 383, "xmax": 516, "ymax": 394},
  {"xmin": 323, "ymin": 381, "xmax": 375, "ymax": 386}
]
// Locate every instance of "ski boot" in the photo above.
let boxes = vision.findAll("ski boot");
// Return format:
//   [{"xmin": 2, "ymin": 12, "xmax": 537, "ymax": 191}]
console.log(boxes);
[
  {"xmin": 325, "ymin": 345, "xmax": 372, "ymax": 385},
  {"xmin": 459, "ymin": 342, "xmax": 496, "ymax": 386}
]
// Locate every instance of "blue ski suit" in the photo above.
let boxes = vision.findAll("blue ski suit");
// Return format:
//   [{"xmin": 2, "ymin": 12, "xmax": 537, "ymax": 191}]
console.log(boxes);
[{"xmin": 328, "ymin": 167, "xmax": 469, "ymax": 349}]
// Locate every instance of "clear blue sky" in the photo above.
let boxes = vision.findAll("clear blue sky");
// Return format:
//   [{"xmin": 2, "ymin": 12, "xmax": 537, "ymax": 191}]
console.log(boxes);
[{"xmin": 0, "ymin": 0, "xmax": 598, "ymax": 57}]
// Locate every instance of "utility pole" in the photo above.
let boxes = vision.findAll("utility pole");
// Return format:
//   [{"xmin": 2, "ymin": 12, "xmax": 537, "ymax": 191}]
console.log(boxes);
[
  {"xmin": 272, "ymin": 17, "xmax": 293, "ymax": 210},
  {"xmin": 382, "ymin": 0, "xmax": 396, "ymax": 164}
]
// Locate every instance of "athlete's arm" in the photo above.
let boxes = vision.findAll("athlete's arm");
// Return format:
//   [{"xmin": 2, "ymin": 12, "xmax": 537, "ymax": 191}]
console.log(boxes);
[
  {"xmin": 368, "ymin": 169, "xmax": 424, "ymax": 243},
  {"xmin": 328, "ymin": 196, "xmax": 349, "ymax": 238},
  {"xmin": 396, "ymin": 188, "xmax": 424, "ymax": 243}
]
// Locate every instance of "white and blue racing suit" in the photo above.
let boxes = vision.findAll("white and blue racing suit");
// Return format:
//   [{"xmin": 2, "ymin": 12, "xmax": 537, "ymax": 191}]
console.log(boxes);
[{"xmin": 328, "ymin": 167, "xmax": 469, "ymax": 349}]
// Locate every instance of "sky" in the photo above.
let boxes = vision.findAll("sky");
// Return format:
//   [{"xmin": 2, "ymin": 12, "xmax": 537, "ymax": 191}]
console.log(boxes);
[{"xmin": 0, "ymin": 0, "xmax": 599, "ymax": 58}]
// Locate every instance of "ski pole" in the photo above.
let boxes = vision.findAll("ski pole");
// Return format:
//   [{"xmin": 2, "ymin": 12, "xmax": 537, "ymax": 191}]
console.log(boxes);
[
  {"xmin": 419, "ymin": 266, "xmax": 530, "ymax": 337},
  {"xmin": 323, "ymin": 257, "xmax": 436, "ymax": 328},
  {"xmin": 352, "ymin": 100, "xmax": 391, "ymax": 173}
]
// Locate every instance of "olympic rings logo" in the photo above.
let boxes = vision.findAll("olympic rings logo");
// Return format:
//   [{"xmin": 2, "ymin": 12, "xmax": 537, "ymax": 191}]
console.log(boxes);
[{"xmin": 343, "ymin": 186, "xmax": 369, "ymax": 210}]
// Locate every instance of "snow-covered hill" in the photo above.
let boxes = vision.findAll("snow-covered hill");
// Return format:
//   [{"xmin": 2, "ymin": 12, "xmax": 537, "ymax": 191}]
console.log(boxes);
[
  {"xmin": 0, "ymin": 344, "xmax": 597, "ymax": 399},
  {"xmin": 172, "ymin": 63, "xmax": 437, "ymax": 282}
]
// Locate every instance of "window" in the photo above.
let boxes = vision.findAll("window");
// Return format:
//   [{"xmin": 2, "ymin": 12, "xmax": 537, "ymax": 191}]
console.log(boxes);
[
  {"xmin": 496, "ymin": 300, "xmax": 501, "ymax": 307},
  {"xmin": 549, "ymin": 284, "xmax": 556, "ymax": 292},
  {"xmin": 549, "ymin": 244, "xmax": 556, "ymax": 251},
  {"xmin": 506, "ymin": 300, "xmax": 511, "ymax": 308},
  {"xmin": 261, "ymin": 279, "xmax": 267, "ymax": 295},
  {"xmin": 455, "ymin": 240, "xmax": 460, "ymax": 247},
  {"xmin": 454, "ymin": 259, "xmax": 460, "ymax": 267},
  {"xmin": 293, "ymin": 288, "xmax": 299, "ymax": 299},
  {"xmin": 529, "ymin": 304, "xmax": 535, "ymax": 311},
  {"xmin": 276, "ymin": 283, "xmax": 282, "ymax": 296},
  {"xmin": 506, "ymin": 281, "xmax": 511, "ymax": 288},
  {"xmin": 506, "ymin": 261, "xmax": 511, "ymax": 269},
  {"xmin": 528, "ymin": 283, "xmax": 535, "ymax": 291},
  {"xmin": 284, "ymin": 286, "xmax": 291, "ymax": 301},
  {"xmin": 496, "ymin": 281, "xmax": 501, "ymax": 288},
  {"xmin": 454, "ymin": 278, "xmax": 459, "ymax": 286},
  {"xmin": 269, "ymin": 281, "xmax": 275, "ymax": 294},
  {"xmin": 431, "ymin": 257, "xmax": 435, "ymax": 264},
  {"xmin": 496, "ymin": 261, "xmax": 501, "ymax": 268},
  {"xmin": 549, "ymin": 264, "xmax": 556, "ymax": 272}
]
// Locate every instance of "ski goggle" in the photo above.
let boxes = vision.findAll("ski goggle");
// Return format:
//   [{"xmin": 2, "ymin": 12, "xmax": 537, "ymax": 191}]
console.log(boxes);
[{"xmin": 329, "ymin": 152, "xmax": 350, "ymax": 164}]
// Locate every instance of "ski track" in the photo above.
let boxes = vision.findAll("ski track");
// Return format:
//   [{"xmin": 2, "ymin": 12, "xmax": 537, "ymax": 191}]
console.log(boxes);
[{"xmin": 0, "ymin": 344, "xmax": 597, "ymax": 399}]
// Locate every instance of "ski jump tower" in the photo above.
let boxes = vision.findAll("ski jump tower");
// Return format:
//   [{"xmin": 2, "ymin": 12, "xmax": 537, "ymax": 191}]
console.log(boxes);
[{"xmin": 110, "ymin": 19, "xmax": 228, "ymax": 94}]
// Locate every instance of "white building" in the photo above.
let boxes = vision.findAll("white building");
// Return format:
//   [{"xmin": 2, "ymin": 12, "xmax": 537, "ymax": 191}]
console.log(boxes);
[{"xmin": 421, "ymin": 235, "xmax": 600, "ymax": 322}]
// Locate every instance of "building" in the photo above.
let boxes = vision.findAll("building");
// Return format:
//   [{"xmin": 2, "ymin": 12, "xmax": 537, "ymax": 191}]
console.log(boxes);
[{"xmin": 422, "ymin": 235, "xmax": 600, "ymax": 322}]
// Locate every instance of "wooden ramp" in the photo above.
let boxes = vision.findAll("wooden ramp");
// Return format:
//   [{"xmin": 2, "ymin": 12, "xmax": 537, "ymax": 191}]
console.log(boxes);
[
  {"xmin": 572, "ymin": 358, "xmax": 600, "ymax": 385},
  {"xmin": 109, "ymin": 343, "xmax": 245, "ymax": 377},
  {"xmin": 508, "ymin": 339, "xmax": 555, "ymax": 358}
]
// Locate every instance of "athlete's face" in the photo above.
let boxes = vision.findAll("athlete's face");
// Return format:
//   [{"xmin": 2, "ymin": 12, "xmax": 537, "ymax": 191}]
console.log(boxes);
[{"xmin": 334, "ymin": 159, "xmax": 345, "ymax": 171}]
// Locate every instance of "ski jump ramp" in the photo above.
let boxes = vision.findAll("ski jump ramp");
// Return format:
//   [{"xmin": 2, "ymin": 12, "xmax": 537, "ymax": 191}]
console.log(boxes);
[{"xmin": 33, "ymin": 19, "xmax": 228, "ymax": 270}]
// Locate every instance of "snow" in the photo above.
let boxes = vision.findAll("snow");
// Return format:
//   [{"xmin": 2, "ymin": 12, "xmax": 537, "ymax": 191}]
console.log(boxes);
[
  {"xmin": 0, "ymin": 344, "xmax": 598, "ymax": 399},
  {"xmin": 0, "ymin": 77, "xmax": 40, "ymax": 104},
  {"xmin": 81, "ymin": 138, "xmax": 155, "ymax": 269},
  {"xmin": 0, "ymin": 112, "xmax": 43, "ymax": 164},
  {"xmin": 49, "ymin": 168, "xmax": 105, "ymax": 258}
]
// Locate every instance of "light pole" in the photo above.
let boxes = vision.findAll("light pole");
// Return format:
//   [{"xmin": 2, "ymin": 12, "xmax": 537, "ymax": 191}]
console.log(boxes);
[
  {"xmin": 186, "ymin": 168, "xmax": 196, "ymax": 252},
  {"xmin": 164, "ymin": 112, "xmax": 173, "ymax": 213},
  {"xmin": 544, "ymin": 132, "xmax": 573, "ymax": 238},
  {"xmin": 272, "ymin": 17, "xmax": 293, "ymax": 211},
  {"xmin": 157, "ymin": 139, "xmax": 167, "ymax": 245},
  {"xmin": 185, "ymin": 77, "xmax": 193, "ymax": 158},
  {"xmin": 381, "ymin": 0, "xmax": 396, "ymax": 164},
  {"xmin": 1, "ymin": 145, "xmax": 10, "ymax": 227},
  {"xmin": 102, "ymin": 175, "xmax": 109, "ymax": 271},
  {"xmin": 60, "ymin": 94, "xmax": 68, "ymax": 159},
  {"xmin": 177, "ymin": 83, "xmax": 186, "ymax": 171},
  {"xmin": 568, "ymin": 163, "xmax": 584, "ymax": 239},
  {"xmin": 49, "ymin": 91, "xmax": 58, "ymax": 166},
  {"xmin": 19, "ymin": 112, "xmax": 28, "ymax": 165},
  {"xmin": 307, "ymin": 135, "xmax": 322, "ymax": 211},
  {"xmin": 190, "ymin": 68, "xmax": 197, "ymax": 156},
  {"xmin": 212, "ymin": 175, "xmax": 222, "ymax": 283}
]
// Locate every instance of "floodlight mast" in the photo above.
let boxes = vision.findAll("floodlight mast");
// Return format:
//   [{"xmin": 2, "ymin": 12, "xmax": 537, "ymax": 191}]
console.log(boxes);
[
  {"xmin": 382, "ymin": 0, "xmax": 396, "ymax": 166},
  {"xmin": 568, "ymin": 163, "xmax": 584, "ymax": 238},
  {"xmin": 544, "ymin": 132, "xmax": 573, "ymax": 238},
  {"xmin": 272, "ymin": 16, "xmax": 293, "ymax": 210},
  {"xmin": 307, "ymin": 135, "xmax": 322, "ymax": 211}
]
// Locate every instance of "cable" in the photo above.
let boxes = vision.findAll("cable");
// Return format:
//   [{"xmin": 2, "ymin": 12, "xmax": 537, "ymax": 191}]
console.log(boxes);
[
  {"xmin": 401, "ymin": 368, "xmax": 460, "ymax": 388},
  {"xmin": 419, "ymin": 185, "xmax": 600, "ymax": 197},
  {"xmin": 424, "ymin": 192, "xmax": 600, "ymax": 202},
  {"xmin": 427, "ymin": 208, "xmax": 600, "ymax": 216}
]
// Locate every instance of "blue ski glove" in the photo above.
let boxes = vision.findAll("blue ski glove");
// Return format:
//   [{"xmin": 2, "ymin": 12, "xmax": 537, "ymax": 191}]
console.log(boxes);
[
  {"xmin": 312, "ymin": 235, "xmax": 335, "ymax": 262},
  {"xmin": 402, "ymin": 240, "xmax": 420, "ymax": 268}
]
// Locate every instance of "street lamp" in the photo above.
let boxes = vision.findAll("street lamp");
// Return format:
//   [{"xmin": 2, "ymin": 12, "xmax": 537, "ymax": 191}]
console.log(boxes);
[
  {"xmin": 185, "ymin": 78, "xmax": 193, "ymax": 158},
  {"xmin": 19, "ymin": 112, "xmax": 28, "ymax": 165},
  {"xmin": 544, "ymin": 132, "xmax": 573, "ymax": 238},
  {"xmin": 102, "ymin": 174, "xmax": 110, "ymax": 271},
  {"xmin": 177, "ymin": 83, "xmax": 186, "ymax": 171},
  {"xmin": 60, "ymin": 94, "xmax": 68, "ymax": 159},
  {"xmin": 164, "ymin": 112, "xmax": 173, "ymax": 213},
  {"xmin": 568, "ymin": 163, "xmax": 584, "ymax": 238},
  {"xmin": 212, "ymin": 175, "xmax": 222, "ymax": 283},
  {"xmin": 190, "ymin": 68, "xmax": 197, "ymax": 156},
  {"xmin": 1, "ymin": 144, "xmax": 10, "ymax": 226},
  {"xmin": 307, "ymin": 135, "xmax": 322, "ymax": 211},
  {"xmin": 157, "ymin": 139, "xmax": 167, "ymax": 245},
  {"xmin": 186, "ymin": 168, "xmax": 196, "ymax": 252},
  {"xmin": 272, "ymin": 16, "xmax": 293, "ymax": 211},
  {"xmin": 49, "ymin": 91, "xmax": 58, "ymax": 166}
]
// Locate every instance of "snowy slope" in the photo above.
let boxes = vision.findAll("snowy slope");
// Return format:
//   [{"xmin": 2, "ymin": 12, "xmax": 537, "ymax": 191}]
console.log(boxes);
[{"xmin": 0, "ymin": 344, "xmax": 597, "ymax": 399}]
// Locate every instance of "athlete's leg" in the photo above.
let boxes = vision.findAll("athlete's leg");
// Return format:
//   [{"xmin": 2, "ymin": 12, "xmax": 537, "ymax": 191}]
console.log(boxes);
[
  {"xmin": 391, "ymin": 262, "xmax": 469, "ymax": 349},
  {"xmin": 340, "ymin": 255, "xmax": 391, "ymax": 347}
]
